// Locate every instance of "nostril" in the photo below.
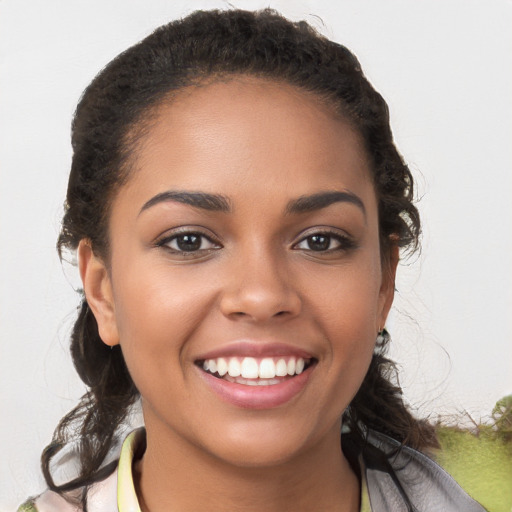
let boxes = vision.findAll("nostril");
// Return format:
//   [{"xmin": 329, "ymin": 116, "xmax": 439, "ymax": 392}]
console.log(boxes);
[
  {"xmin": 220, "ymin": 286, "xmax": 302, "ymax": 322},
  {"xmin": 228, "ymin": 309, "xmax": 293, "ymax": 321}
]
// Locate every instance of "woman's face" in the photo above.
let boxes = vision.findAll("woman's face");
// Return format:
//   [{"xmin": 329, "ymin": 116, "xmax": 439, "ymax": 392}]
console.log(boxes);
[{"xmin": 83, "ymin": 77, "xmax": 396, "ymax": 468}]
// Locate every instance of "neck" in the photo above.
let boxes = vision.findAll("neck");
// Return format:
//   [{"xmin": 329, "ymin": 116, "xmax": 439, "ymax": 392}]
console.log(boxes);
[{"xmin": 134, "ymin": 417, "xmax": 360, "ymax": 512}]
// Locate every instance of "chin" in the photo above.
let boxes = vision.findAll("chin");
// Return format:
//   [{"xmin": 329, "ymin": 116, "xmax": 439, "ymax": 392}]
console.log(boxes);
[
  {"xmin": 200, "ymin": 417, "xmax": 329, "ymax": 470},
  {"xmin": 211, "ymin": 438, "xmax": 309, "ymax": 469}
]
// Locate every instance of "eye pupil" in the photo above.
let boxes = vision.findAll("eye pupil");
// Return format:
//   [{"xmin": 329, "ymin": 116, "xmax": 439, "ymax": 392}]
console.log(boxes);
[
  {"xmin": 307, "ymin": 235, "xmax": 330, "ymax": 251},
  {"xmin": 177, "ymin": 234, "xmax": 201, "ymax": 251}
]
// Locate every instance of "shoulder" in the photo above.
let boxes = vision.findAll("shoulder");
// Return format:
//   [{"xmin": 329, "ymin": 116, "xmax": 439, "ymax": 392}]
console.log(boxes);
[
  {"xmin": 362, "ymin": 430, "xmax": 487, "ymax": 512},
  {"xmin": 17, "ymin": 470, "xmax": 117, "ymax": 512},
  {"xmin": 17, "ymin": 428, "xmax": 145, "ymax": 512}
]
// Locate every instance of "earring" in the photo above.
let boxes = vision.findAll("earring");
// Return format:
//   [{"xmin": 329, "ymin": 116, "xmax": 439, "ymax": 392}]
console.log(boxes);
[{"xmin": 376, "ymin": 327, "xmax": 388, "ymax": 345}]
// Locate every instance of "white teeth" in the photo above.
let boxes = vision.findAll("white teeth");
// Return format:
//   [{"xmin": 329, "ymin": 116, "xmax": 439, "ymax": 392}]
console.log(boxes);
[
  {"xmin": 241, "ymin": 357, "xmax": 259, "ymax": 379},
  {"xmin": 207, "ymin": 359, "xmax": 217, "ymax": 374},
  {"xmin": 224, "ymin": 375, "xmax": 281, "ymax": 386},
  {"xmin": 217, "ymin": 357, "xmax": 228, "ymax": 376},
  {"xmin": 287, "ymin": 358, "xmax": 296, "ymax": 375},
  {"xmin": 203, "ymin": 356, "xmax": 310, "ymax": 381},
  {"xmin": 259, "ymin": 378, "xmax": 280, "ymax": 386},
  {"xmin": 276, "ymin": 358, "xmax": 288, "ymax": 377},
  {"xmin": 259, "ymin": 358, "xmax": 276, "ymax": 378},
  {"xmin": 227, "ymin": 357, "xmax": 241, "ymax": 377}
]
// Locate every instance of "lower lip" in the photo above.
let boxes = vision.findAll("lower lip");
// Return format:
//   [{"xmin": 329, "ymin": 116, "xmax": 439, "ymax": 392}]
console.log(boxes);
[{"xmin": 198, "ymin": 366, "xmax": 314, "ymax": 409}]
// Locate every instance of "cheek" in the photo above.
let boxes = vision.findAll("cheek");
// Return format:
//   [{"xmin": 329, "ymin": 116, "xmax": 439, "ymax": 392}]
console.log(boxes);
[
  {"xmin": 306, "ymin": 257, "xmax": 383, "ymax": 332},
  {"xmin": 322, "ymin": 294, "xmax": 377, "ymax": 383},
  {"xmin": 111, "ymin": 265, "xmax": 216, "ymax": 377},
  {"xmin": 304, "ymin": 259, "xmax": 381, "ymax": 382},
  {"xmin": 111, "ymin": 278, "xmax": 212, "ymax": 421},
  {"xmin": 317, "ymin": 295, "xmax": 377, "ymax": 420}
]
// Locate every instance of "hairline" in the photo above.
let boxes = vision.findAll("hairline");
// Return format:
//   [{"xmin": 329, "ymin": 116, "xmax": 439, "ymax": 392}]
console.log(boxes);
[{"xmin": 95, "ymin": 72, "xmax": 386, "ymax": 265}]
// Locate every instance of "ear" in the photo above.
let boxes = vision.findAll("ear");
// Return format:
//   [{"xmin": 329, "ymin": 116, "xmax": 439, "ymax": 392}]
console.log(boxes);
[
  {"xmin": 78, "ymin": 240, "xmax": 119, "ymax": 347},
  {"xmin": 377, "ymin": 242, "xmax": 399, "ymax": 332}
]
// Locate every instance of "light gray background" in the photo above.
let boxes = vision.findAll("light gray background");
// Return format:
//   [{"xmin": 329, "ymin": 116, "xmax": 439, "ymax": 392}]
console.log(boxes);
[{"xmin": 1, "ymin": 0, "xmax": 511, "ymax": 509}]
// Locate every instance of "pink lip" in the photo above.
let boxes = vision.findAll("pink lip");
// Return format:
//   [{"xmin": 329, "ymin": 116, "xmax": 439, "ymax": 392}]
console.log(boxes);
[
  {"xmin": 194, "ymin": 341, "xmax": 314, "ymax": 361},
  {"xmin": 197, "ymin": 364, "xmax": 314, "ymax": 409}
]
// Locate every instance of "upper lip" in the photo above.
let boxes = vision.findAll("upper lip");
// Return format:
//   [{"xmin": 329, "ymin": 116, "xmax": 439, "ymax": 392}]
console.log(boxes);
[{"xmin": 194, "ymin": 341, "xmax": 315, "ymax": 361}]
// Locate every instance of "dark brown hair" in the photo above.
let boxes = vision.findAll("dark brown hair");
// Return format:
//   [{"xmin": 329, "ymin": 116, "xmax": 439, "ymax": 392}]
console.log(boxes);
[{"xmin": 44, "ymin": 7, "xmax": 436, "ymax": 502}]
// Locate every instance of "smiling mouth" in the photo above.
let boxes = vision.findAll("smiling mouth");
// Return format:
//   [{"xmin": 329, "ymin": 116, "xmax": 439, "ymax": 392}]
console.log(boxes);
[{"xmin": 196, "ymin": 356, "xmax": 316, "ymax": 386}]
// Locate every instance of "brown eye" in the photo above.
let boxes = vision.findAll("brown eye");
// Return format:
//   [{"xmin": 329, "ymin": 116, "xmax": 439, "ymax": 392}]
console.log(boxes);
[
  {"xmin": 296, "ymin": 234, "xmax": 341, "ymax": 252},
  {"xmin": 294, "ymin": 230, "xmax": 355, "ymax": 254},
  {"xmin": 160, "ymin": 232, "xmax": 220, "ymax": 253},
  {"xmin": 306, "ymin": 234, "xmax": 331, "ymax": 251},
  {"xmin": 176, "ymin": 234, "xmax": 202, "ymax": 251}
]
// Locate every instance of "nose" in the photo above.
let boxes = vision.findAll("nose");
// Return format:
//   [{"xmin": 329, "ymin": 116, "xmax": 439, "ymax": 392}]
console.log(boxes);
[{"xmin": 219, "ymin": 247, "xmax": 302, "ymax": 323}]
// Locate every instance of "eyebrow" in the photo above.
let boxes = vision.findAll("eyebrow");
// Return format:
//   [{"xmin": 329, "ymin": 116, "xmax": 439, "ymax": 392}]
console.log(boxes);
[
  {"xmin": 285, "ymin": 190, "xmax": 366, "ymax": 216},
  {"xmin": 139, "ymin": 191, "xmax": 231, "ymax": 215}
]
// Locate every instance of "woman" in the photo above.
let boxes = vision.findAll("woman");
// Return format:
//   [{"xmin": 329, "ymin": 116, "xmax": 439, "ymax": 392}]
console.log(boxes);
[{"xmin": 19, "ymin": 9, "xmax": 486, "ymax": 512}]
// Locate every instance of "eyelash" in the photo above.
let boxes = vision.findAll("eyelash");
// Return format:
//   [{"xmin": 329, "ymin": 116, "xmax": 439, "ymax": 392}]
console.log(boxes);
[
  {"xmin": 156, "ymin": 229, "xmax": 221, "ymax": 255},
  {"xmin": 292, "ymin": 230, "xmax": 356, "ymax": 254},
  {"xmin": 155, "ymin": 228, "xmax": 355, "ymax": 256}
]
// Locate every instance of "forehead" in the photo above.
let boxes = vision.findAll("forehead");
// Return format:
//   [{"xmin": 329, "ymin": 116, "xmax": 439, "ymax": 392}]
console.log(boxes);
[{"xmin": 120, "ymin": 77, "xmax": 375, "ymax": 212}]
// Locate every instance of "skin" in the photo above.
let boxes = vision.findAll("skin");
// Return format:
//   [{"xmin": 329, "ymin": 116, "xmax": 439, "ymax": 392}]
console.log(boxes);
[{"xmin": 80, "ymin": 77, "xmax": 398, "ymax": 511}]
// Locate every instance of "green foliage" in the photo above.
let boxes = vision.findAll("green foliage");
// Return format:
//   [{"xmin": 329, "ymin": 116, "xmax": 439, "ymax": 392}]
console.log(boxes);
[
  {"xmin": 434, "ymin": 398, "xmax": 512, "ymax": 512},
  {"xmin": 492, "ymin": 394, "xmax": 512, "ymax": 443}
]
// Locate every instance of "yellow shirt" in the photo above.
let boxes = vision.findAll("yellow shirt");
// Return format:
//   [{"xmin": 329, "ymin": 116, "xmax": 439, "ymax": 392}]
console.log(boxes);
[
  {"xmin": 19, "ymin": 428, "xmax": 371, "ymax": 511},
  {"xmin": 116, "ymin": 429, "xmax": 371, "ymax": 511}
]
